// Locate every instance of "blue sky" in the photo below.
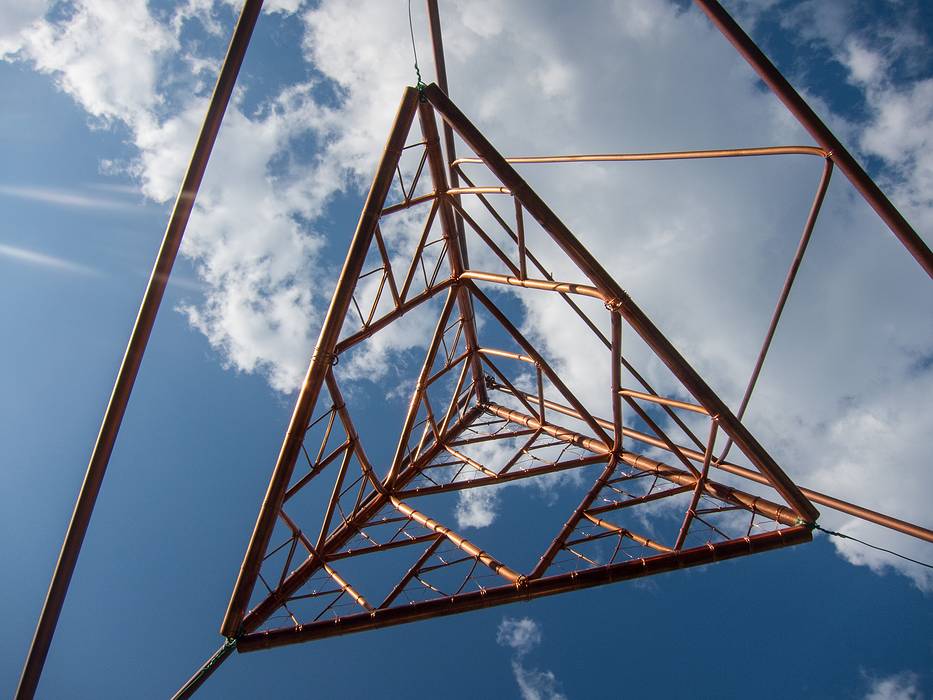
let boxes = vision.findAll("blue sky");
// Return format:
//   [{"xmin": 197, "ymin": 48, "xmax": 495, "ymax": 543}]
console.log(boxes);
[{"xmin": 1, "ymin": 1, "xmax": 931, "ymax": 698}]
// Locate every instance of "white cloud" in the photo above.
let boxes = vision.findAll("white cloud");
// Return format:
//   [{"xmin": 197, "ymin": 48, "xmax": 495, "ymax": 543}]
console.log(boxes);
[
  {"xmin": 864, "ymin": 671, "xmax": 923, "ymax": 700},
  {"xmin": 0, "ymin": 243, "xmax": 97, "ymax": 276},
  {"xmin": 0, "ymin": 0, "xmax": 49, "ymax": 57},
  {"xmin": 455, "ymin": 486, "xmax": 501, "ymax": 529},
  {"xmin": 0, "ymin": 184, "xmax": 141, "ymax": 211},
  {"xmin": 497, "ymin": 617, "xmax": 542, "ymax": 656},
  {"xmin": 498, "ymin": 618, "xmax": 567, "ymax": 700},
  {"xmin": 511, "ymin": 663, "xmax": 567, "ymax": 700}
]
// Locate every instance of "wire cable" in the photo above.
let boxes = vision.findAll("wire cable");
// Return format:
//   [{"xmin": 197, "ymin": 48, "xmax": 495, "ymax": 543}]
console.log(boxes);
[
  {"xmin": 408, "ymin": 0, "xmax": 426, "ymax": 92},
  {"xmin": 811, "ymin": 523, "xmax": 933, "ymax": 569}
]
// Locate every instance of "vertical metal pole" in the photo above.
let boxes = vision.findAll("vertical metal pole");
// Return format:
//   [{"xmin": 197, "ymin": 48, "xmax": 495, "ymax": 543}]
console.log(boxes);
[
  {"xmin": 221, "ymin": 87, "xmax": 420, "ymax": 638},
  {"xmin": 426, "ymin": 0, "xmax": 469, "ymax": 267},
  {"xmin": 15, "ymin": 2, "xmax": 264, "ymax": 697},
  {"xmin": 693, "ymin": 0, "xmax": 933, "ymax": 280}
]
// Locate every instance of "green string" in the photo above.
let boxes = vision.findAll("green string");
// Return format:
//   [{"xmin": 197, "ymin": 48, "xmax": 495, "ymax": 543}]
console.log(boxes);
[{"xmin": 408, "ymin": 0, "xmax": 427, "ymax": 95}]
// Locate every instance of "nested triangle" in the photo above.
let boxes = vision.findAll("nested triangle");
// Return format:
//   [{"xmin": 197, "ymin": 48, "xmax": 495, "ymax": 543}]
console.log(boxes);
[{"xmin": 223, "ymin": 86, "xmax": 816, "ymax": 648}]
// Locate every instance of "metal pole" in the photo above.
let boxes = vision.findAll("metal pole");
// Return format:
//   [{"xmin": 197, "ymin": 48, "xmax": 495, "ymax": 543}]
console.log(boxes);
[
  {"xmin": 15, "ymin": 2, "xmax": 263, "ymax": 697},
  {"xmin": 425, "ymin": 0, "xmax": 469, "ymax": 267},
  {"xmin": 693, "ymin": 0, "xmax": 933, "ymax": 280}
]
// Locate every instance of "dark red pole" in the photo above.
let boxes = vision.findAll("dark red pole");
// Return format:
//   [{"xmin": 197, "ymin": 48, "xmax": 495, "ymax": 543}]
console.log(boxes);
[
  {"xmin": 15, "ymin": 2, "xmax": 264, "ymax": 697},
  {"xmin": 694, "ymin": 0, "xmax": 933, "ymax": 280}
]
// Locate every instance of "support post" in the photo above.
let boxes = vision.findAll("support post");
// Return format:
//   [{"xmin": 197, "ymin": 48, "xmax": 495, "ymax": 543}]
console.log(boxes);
[{"xmin": 16, "ymin": 2, "xmax": 264, "ymax": 697}]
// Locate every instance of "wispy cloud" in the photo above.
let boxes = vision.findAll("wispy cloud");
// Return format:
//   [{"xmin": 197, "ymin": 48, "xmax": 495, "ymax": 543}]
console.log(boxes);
[
  {"xmin": 0, "ymin": 242, "xmax": 97, "ymax": 275},
  {"xmin": 497, "ymin": 617, "xmax": 567, "ymax": 700},
  {"xmin": 864, "ymin": 671, "xmax": 923, "ymax": 700},
  {"xmin": 0, "ymin": 184, "xmax": 142, "ymax": 211}
]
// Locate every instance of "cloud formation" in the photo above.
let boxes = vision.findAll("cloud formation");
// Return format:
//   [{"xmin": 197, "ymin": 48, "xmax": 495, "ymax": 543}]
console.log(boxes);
[{"xmin": 497, "ymin": 617, "xmax": 567, "ymax": 700}]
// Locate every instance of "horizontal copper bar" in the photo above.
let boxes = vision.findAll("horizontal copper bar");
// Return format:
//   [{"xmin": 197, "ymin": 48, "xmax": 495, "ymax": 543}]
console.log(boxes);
[
  {"xmin": 461, "ymin": 270, "xmax": 607, "ymax": 301},
  {"xmin": 447, "ymin": 186, "xmax": 511, "ymax": 196},
  {"xmin": 491, "ymin": 383, "xmax": 933, "ymax": 543},
  {"xmin": 237, "ymin": 525, "xmax": 811, "ymax": 651},
  {"xmin": 453, "ymin": 145, "xmax": 828, "ymax": 167},
  {"xmin": 619, "ymin": 388, "xmax": 709, "ymax": 415}
]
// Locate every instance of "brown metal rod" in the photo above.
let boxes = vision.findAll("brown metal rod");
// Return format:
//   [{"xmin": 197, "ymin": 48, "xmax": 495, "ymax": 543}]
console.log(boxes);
[
  {"xmin": 425, "ymin": 82, "xmax": 818, "ymax": 523},
  {"xmin": 452, "ymin": 145, "xmax": 828, "ymax": 166},
  {"xmin": 490, "ymin": 381, "xmax": 933, "ymax": 543},
  {"xmin": 418, "ymin": 101, "xmax": 487, "ymax": 404},
  {"xmin": 238, "ymin": 404, "xmax": 483, "ymax": 635},
  {"xmin": 485, "ymin": 402, "xmax": 798, "ymax": 528},
  {"xmin": 221, "ymin": 87, "xmax": 421, "ymax": 638},
  {"xmin": 238, "ymin": 525, "xmax": 812, "ymax": 651},
  {"xmin": 460, "ymin": 270, "xmax": 606, "ymax": 301},
  {"xmin": 620, "ymin": 388, "xmax": 709, "ymax": 415},
  {"xmin": 718, "ymin": 158, "xmax": 833, "ymax": 462},
  {"xmin": 18, "ymin": 3, "xmax": 264, "ymax": 697},
  {"xmin": 426, "ymin": 0, "xmax": 469, "ymax": 267},
  {"xmin": 694, "ymin": 0, "xmax": 933, "ymax": 279},
  {"xmin": 171, "ymin": 639, "xmax": 238, "ymax": 700}
]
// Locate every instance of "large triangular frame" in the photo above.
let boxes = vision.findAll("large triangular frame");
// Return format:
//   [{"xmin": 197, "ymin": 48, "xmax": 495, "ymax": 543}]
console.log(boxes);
[{"xmin": 219, "ymin": 85, "xmax": 820, "ymax": 653}]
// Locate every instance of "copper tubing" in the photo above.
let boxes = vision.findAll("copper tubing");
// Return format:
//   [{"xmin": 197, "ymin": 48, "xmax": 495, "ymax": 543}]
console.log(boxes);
[
  {"xmin": 452, "ymin": 145, "xmax": 828, "ymax": 167},
  {"xmin": 460, "ymin": 270, "xmax": 607, "ymax": 301},
  {"xmin": 448, "ymin": 186, "xmax": 512, "ymax": 196},
  {"xmin": 490, "ymin": 383, "xmax": 933, "ymax": 543},
  {"xmin": 485, "ymin": 402, "xmax": 798, "ymax": 528},
  {"xmin": 237, "ymin": 404, "xmax": 483, "ymax": 635},
  {"xmin": 425, "ymin": 82, "xmax": 819, "ymax": 523},
  {"xmin": 237, "ymin": 525, "xmax": 812, "ymax": 651},
  {"xmin": 20, "ymin": 3, "xmax": 265, "ymax": 698},
  {"xmin": 395, "ymin": 454, "xmax": 607, "ymax": 499},
  {"xmin": 418, "ymin": 101, "xmax": 487, "ymax": 404},
  {"xmin": 425, "ymin": 0, "xmax": 469, "ymax": 267},
  {"xmin": 694, "ymin": 0, "xmax": 933, "ymax": 280},
  {"xmin": 581, "ymin": 513, "xmax": 674, "ymax": 553},
  {"xmin": 718, "ymin": 157, "xmax": 833, "ymax": 463},
  {"xmin": 391, "ymin": 498, "xmax": 523, "ymax": 583},
  {"xmin": 221, "ymin": 88, "xmax": 421, "ymax": 638},
  {"xmin": 620, "ymin": 388, "xmax": 709, "ymax": 415}
]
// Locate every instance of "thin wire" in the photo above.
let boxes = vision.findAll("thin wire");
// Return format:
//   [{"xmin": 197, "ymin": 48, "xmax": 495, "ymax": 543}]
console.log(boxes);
[
  {"xmin": 812, "ymin": 524, "xmax": 933, "ymax": 569},
  {"xmin": 407, "ymin": 0, "xmax": 426, "ymax": 91}
]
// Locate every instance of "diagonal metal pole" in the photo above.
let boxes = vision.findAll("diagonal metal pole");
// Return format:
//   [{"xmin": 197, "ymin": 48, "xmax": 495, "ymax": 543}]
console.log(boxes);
[
  {"xmin": 15, "ymin": 2, "xmax": 264, "ymax": 697},
  {"xmin": 693, "ymin": 0, "xmax": 933, "ymax": 280}
]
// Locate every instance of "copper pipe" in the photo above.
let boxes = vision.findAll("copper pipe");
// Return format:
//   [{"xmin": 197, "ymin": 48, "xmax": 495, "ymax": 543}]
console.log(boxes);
[
  {"xmin": 386, "ymin": 287, "xmax": 458, "ymax": 486},
  {"xmin": 425, "ymin": 82, "xmax": 819, "ymax": 522},
  {"xmin": 694, "ymin": 0, "xmax": 933, "ymax": 280},
  {"xmin": 452, "ymin": 145, "xmax": 828, "ymax": 167},
  {"xmin": 468, "ymin": 281, "xmax": 613, "ymax": 446},
  {"xmin": 335, "ymin": 276, "xmax": 453, "ymax": 355},
  {"xmin": 581, "ymin": 513, "xmax": 674, "ymax": 553},
  {"xmin": 238, "ymin": 404, "xmax": 483, "ymax": 635},
  {"xmin": 397, "ymin": 455, "xmax": 606, "ymax": 498},
  {"xmin": 238, "ymin": 525, "xmax": 811, "ymax": 651},
  {"xmin": 448, "ymin": 186, "xmax": 512, "ymax": 196},
  {"xmin": 718, "ymin": 158, "xmax": 833, "ymax": 462},
  {"xmin": 20, "ymin": 3, "xmax": 265, "ymax": 697},
  {"xmin": 418, "ymin": 102, "xmax": 488, "ymax": 404},
  {"xmin": 380, "ymin": 191, "xmax": 436, "ymax": 217},
  {"xmin": 379, "ymin": 536, "xmax": 444, "ymax": 609},
  {"xmin": 531, "ymin": 459, "xmax": 620, "ymax": 579},
  {"xmin": 490, "ymin": 382, "xmax": 933, "ymax": 543},
  {"xmin": 486, "ymin": 403, "xmax": 799, "ymax": 528},
  {"xmin": 620, "ymin": 388, "xmax": 709, "ymax": 415},
  {"xmin": 610, "ymin": 312, "xmax": 624, "ymax": 451},
  {"xmin": 425, "ymin": 0, "xmax": 469, "ymax": 267},
  {"xmin": 221, "ymin": 87, "xmax": 421, "ymax": 638},
  {"xmin": 391, "ymin": 498, "xmax": 523, "ymax": 583},
  {"xmin": 460, "ymin": 270, "xmax": 606, "ymax": 301},
  {"xmin": 673, "ymin": 420, "xmax": 719, "ymax": 550}
]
